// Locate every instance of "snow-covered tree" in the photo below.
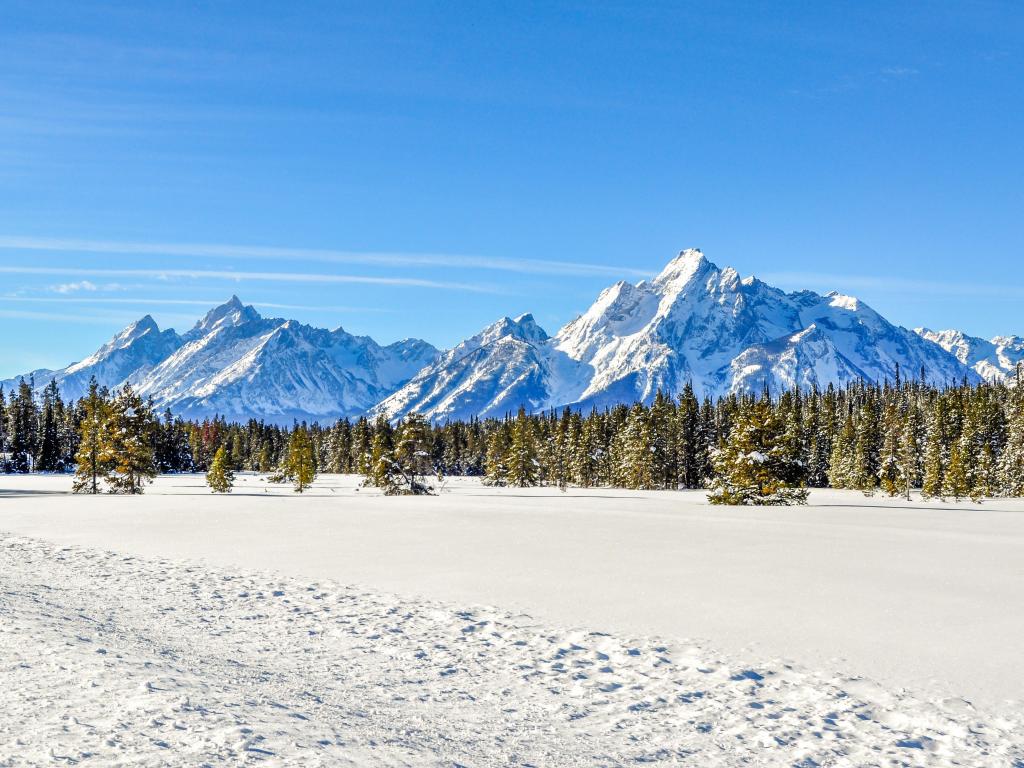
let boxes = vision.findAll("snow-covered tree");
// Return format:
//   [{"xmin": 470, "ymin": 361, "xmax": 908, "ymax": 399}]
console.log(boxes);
[{"xmin": 708, "ymin": 396, "xmax": 809, "ymax": 506}]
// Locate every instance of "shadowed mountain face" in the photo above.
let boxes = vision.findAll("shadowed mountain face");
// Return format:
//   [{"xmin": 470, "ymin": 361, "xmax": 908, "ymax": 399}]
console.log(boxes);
[{"xmin": 3, "ymin": 252, "xmax": 1004, "ymax": 424}]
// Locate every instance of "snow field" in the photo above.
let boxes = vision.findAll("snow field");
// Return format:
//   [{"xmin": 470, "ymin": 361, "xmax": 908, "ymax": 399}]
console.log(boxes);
[
  {"xmin": 1, "ymin": 474, "xmax": 1023, "ymax": 765},
  {"xmin": 2, "ymin": 534, "xmax": 1022, "ymax": 767}
]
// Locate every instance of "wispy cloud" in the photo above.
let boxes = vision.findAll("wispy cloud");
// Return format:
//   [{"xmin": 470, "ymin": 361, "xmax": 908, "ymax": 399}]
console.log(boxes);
[
  {"xmin": 879, "ymin": 66, "xmax": 919, "ymax": 78},
  {"xmin": 0, "ymin": 265, "xmax": 496, "ymax": 293},
  {"xmin": 0, "ymin": 308, "xmax": 181, "ymax": 326},
  {"xmin": 0, "ymin": 235, "xmax": 652, "ymax": 278},
  {"xmin": 2, "ymin": 296, "xmax": 396, "ymax": 313},
  {"xmin": 51, "ymin": 280, "xmax": 98, "ymax": 294}
]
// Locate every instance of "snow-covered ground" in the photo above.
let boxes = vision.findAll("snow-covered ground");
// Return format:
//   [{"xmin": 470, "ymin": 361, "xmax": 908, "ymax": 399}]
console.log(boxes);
[{"xmin": 2, "ymin": 475, "xmax": 1022, "ymax": 766}]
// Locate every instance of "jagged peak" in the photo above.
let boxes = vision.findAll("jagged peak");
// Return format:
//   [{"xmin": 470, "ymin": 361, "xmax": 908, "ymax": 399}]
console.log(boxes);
[
  {"xmin": 992, "ymin": 334, "xmax": 1024, "ymax": 347},
  {"xmin": 192, "ymin": 296, "xmax": 261, "ymax": 335},
  {"xmin": 825, "ymin": 292, "xmax": 860, "ymax": 311},
  {"xmin": 479, "ymin": 313, "xmax": 549, "ymax": 345},
  {"xmin": 653, "ymin": 248, "xmax": 713, "ymax": 288}
]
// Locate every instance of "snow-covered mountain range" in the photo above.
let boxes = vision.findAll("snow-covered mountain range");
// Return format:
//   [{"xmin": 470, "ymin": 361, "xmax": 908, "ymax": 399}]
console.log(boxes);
[
  {"xmin": 375, "ymin": 250, "xmax": 990, "ymax": 421},
  {"xmin": 2, "ymin": 296, "xmax": 439, "ymax": 423},
  {"xmin": 914, "ymin": 328, "xmax": 1024, "ymax": 384},
  {"xmin": 3, "ymin": 251, "xmax": 1016, "ymax": 423}
]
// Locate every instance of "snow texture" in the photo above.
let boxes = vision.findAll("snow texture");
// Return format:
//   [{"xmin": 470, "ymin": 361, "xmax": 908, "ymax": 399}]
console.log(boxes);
[{"xmin": 1, "ymin": 474, "xmax": 1022, "ymax": 766}]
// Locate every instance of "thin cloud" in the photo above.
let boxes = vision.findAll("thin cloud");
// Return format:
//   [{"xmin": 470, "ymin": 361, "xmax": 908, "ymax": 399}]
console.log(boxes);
[
  {"xmin": 0, "ymin": 308, "xmax": 155, "ymax": 325},
  {"xmin": 0, "ymin": 265, "xmax": 496, "ymax": 293},
  {"xmin": 879, "ymin": 66, "xmax": 919, "ymax": 78},
  {"xmin": 0, "ymin": 235, "xmax": 652, "ymax": 278},
  {"xmin": 2, "ymin": 296, "xmax": 397, "ymax": 313},
  {"xmin": 51, "ymin": 280, "xmax": 98, "ymax": 294}
]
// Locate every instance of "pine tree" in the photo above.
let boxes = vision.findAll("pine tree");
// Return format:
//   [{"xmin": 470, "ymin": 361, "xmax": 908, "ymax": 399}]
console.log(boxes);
[
  {"xmin": 286, "ymin": 426, "xmax": 316, "ymax": 493},
  {"xmin": 103, "ymin": 384, "xmax": 158, "ymax": 494},
  {"xmin": 942, "ymin": 429, "xmax": 971, "ymax": 502},
  {"xmin": 384, "ymin": 412, "xmax": 435, "ymax": 495},
  {"xmin": 204, "ymin": 445, "xmax": 233, "ymax": 492},
  {"xmin": 72, "ymin": 378, "xmax": 112, "ymax": 494},
  {"xmin": 615, "ymin": 403, "xmax": 656, "ymax": 489},
  {"xmin": 827, "ymin": 412, "xmax": 856, "ymax": 489},
  {"xmin": 506, "ymin": 409, "xmax": 539, "ymax": 487},
  {"xmin": 921, "ymin": 397, "xmax": 947, "ymax": 500},
  {"xmin": 708, "ymin": 396, "xmax": 809, "ymax": 505},
  {"xmin": 483, "ymin": 424, "xmax": 510, "ymax": 486},
  {"xmin": 997, "ymin": 384, "xmax": 1024, "ymax": 497},
  {"xmin": 37, "ymin": 380, "xmax": 63, "ymax": 472},
  {"xmin": 897, "ymin": 394, "xmax": 923, "ymax": 500},
  {"xmin": 878, "ymin": 399, "xmax": 903, "ymax": 497},
  {"xmin": 852, "ymin": 398, "xmax": 880, "ymax": 495}
]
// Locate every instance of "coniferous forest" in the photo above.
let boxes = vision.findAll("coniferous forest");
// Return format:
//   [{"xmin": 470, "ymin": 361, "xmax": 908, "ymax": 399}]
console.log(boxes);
[{"xmin": 1, "ymin": 368, "xmax": 1023, "ymax": 503}]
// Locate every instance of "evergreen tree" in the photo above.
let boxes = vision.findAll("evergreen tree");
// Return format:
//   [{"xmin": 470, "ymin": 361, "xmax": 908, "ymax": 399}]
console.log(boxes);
[
  {"xmin": 103, "ymin": 384, "xmax": 158, "ymax": 494},
  {"xmin": 483, "ymin": 423, "xmax": 510, "ymax": 486},
  {"xmin": 206, "ymin": 445, "xmax": 235, "ymax": 493},
  {"xmin": 615, "ymin": 403, "xmax": 656, "ymax": 489},
  {"xmin": 921, "ymin": 397, "xmax": 948, "ymax": 500},
  {"xmin": 71, "ymin": 378, "xmax": 112, "ymax": 494},
  {"xmin": 506, "ymin": 409, "xmax": 539, "ymax": 487},
  {"xmin": 708, "ymin": 396, "xmax": 809, "ymax": 505},
  {"xmin": 827, "ymin": 412, "xmax": 856, "ymax": 489},
  {"xmin": 386, "ymin": 412, "xmax": 436, "ymax": 495},
  {"xmin": 286, "ymin": 426, "xmax": 316, "ymax": 493},
  {"xmin": 998, "ymin": 383, "xmax": 1024, "ymax": 497}
]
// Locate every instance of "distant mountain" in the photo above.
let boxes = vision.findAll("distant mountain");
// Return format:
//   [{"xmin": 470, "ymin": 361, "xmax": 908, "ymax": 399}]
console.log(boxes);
[
  {"xmin": 2, "ymin": 296, "xmax": 439, "ymax": 423},
  {"xmin": 915, "ymin": 328, "xmax": 1024, "ymax": 383},
  {"xmin": 376, "ymin": 250, "xmax": 984, "ymax": 422},
  {"xmin": 1, "ymin": 315, "xmax": 183, "ymax": 403},
  {"xmin": 5, "ymin": 252, "xmax": 1011, "ymax": 424}
]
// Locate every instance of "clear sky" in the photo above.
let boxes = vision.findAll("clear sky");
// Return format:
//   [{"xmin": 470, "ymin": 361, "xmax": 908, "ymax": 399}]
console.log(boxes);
[{"xmin": 1, "ymin": 1, "xmax": 1021, "ymax": 379}]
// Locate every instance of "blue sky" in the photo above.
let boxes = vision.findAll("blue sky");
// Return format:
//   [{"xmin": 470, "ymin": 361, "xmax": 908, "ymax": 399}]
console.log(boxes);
[{"xmin": 1, "ymin": 1, "xmax": 1021, "ymax": 379}]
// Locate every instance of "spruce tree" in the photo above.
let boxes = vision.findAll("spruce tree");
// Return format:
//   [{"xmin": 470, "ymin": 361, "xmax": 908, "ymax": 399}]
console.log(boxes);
[
  {"xmin": 483, "ymin": 424, "xmax": 510, "ymax": 486},
  {"xmin": 385, "ymin": 412, "xmax": 435, "ymax": 495},
  {"xmin": 921, "ymin": 397, "xmax": 948, "ymax": 500},
  {"xmin": 286, "ymin": 426, "xmax": 316, "ymax": 493},
  {"xmin": 103, "ymin": 384, "xmax": 158, "ymax": 494},
  {"xmin": 878, "ymin": 399, "xmax": 903, "ymax": 497},
  {"xmin": 827, "ymin": 412, "xmax": 856, "ymax": 489},
  {"xmin": 615, "ymin": 403, "xmax": 656, "ymax": 490},
  {"xmin": 997, "ymin": 385, "xmax": 1024, "ymax": 497},
  {"xmin": 206, "ymin": 445, "xmax": 235, "ymax": 493},
  {"xmin": 72, "ymin": 378, "xmax": 112, "ymax": 494},
  {"xmin": 708, "ymin": 396, "xmax": 809, "ymax": 505},
  {"xmin": 507, "ymin": 409, "xmax": 539, "ymax": 487}
]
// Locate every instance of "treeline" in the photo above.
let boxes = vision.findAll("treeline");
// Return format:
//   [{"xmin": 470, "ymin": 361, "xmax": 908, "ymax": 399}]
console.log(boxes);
[{"xmin": 2, "ymin": 370, "xmax": 1023, "ymax": 502}]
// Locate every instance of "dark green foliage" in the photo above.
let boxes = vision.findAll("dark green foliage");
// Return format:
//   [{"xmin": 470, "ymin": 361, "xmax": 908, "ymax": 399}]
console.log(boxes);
[{"xmin": 4, "ymin": 375, "xmax": 1024, "ymax": 504}]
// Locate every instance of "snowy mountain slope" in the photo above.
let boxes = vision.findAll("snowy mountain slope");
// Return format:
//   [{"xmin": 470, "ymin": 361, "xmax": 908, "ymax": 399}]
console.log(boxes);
[
  {"xmin": 4, "ymin": 255, "xmax": 1001, "ymax": 424},
  {"xmin": 135, "ymin": 297, "xmax": 439, "ymax": 422},
  {"xmin": 915, "ymin": 328, "xmax": 1024, "ymax": 383},
  {"xmin": 378, "ymin": 249, "xmax": 981, "ymax": 421},
  {"xmin": 0, "ymin": 315, "xmax": 183, "ymax": 401},
  {"xmin": 136, "ymin": 298, "xmax": 438, "ymax": 421},
  {"xmin": 372, "ymin": 314, "xmax": 585, "ymax": 421},
  {"xmin": 4, "ymin": 296, "xmax": 438, "ymax": 423}
]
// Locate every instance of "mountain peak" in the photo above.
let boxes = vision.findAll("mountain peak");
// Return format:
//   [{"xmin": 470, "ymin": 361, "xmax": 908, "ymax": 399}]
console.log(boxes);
[
  {"xmin": 653, "ymin": 248, "xmax": 712, "ymax": 288},
  {"xmin": 192, "ymin": 296, "xmax": 261, "ymax": 335}
]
